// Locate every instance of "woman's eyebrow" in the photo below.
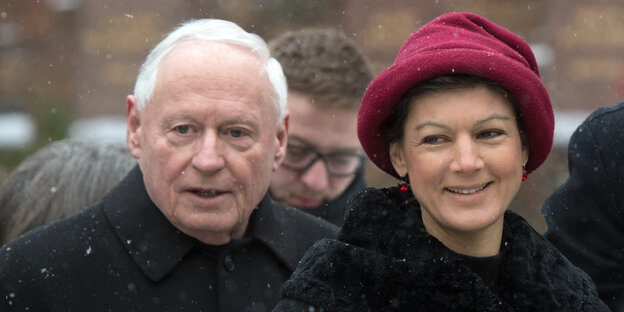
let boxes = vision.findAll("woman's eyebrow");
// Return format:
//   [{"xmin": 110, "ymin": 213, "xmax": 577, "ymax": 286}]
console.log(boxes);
[
  {"xmin": 413, "ymin": 114, "xmax": 512, "ymax": 131},
  {"xmin": 414, "ymin": 121, "xmax": 450, "ymax": 131},
  {"xmin": 474, "ymin": 114, "xmax": 512, "ymax": 127}
]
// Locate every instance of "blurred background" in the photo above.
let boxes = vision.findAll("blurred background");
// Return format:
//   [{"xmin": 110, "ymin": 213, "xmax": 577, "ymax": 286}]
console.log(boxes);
[{"xmin": 1, "ymin": 0, "xmax": 623, "ymax": 233}]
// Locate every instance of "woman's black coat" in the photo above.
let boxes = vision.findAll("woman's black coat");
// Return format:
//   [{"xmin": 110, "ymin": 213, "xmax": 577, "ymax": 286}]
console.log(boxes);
[
  {"xmin": 274, "ymin": 187, "xmax": 609, "ymax": 311},
  {"xmin": 0, "ymin": 166, "xmax": 338, "ymax": 311}
]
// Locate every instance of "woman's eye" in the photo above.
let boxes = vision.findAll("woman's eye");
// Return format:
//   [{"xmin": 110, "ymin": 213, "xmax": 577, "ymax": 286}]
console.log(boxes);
[
  {"xmin": 478, "ymin": 130, "xmax": 502, "ymax": 139},
  {"xmin": 423, "ymin": 136, "xmax": 445, "ymax": 145},
  {"xmin": 174, "ymin": 125, "xmax": 191, "ymax": 134}
]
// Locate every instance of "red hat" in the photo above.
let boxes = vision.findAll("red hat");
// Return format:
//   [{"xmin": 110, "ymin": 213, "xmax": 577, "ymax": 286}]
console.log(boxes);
[{"xmin": 358, "ymin": 12, "xmax": 554, "ymax": 179}]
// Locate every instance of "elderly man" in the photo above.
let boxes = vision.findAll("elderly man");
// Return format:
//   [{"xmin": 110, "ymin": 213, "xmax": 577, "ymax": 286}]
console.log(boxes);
[
  {"xmin": 268, "ymin": 29, "xmax": 373, "ymax": 226},
  {"xmin": 0, "ymin": 19, "xmax": 337, "ymax": 311}
]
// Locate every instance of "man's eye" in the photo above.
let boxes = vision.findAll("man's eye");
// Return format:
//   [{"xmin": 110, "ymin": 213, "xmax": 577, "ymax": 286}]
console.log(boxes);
[
  {"xmin": 175, "ymin": 125, "xmax": 191, "ymax": 134},
  {"xmin": 230, "ymin": 129, "xmax": 244, "ymax": 138},
  {"xmin": 287, "ymin": 146, "xmax": 309, "ymax": 157},
  {"xmin": 287, "ymin": 146, "xmax": 309, "ymax": 155}
]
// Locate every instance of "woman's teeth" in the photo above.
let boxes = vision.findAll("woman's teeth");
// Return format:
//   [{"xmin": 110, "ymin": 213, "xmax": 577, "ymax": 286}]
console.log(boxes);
[{"xmin": 446, "ymin": 183, "xmax": 488, "ymax": 194}]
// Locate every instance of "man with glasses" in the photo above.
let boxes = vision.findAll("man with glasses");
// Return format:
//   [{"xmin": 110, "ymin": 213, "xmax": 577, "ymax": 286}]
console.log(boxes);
[{"xmin": 268, "ymin": 28, "xmax": 373, "ymax": 226}]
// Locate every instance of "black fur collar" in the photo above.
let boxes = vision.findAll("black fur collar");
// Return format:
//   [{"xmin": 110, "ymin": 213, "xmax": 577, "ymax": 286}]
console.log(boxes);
[{"xmin": 280, "ymin": 187, "xmax": 607, "ymax": 311}]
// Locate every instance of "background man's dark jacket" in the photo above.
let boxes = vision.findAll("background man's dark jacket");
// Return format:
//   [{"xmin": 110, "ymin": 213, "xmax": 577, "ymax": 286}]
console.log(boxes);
[
  {"xmin": 543, "ymin": 102, "xmax": 624, "ymax": 311},
  {"xmin": 0, "ymin": 166, "xmax": 338, "ymax": 311}
]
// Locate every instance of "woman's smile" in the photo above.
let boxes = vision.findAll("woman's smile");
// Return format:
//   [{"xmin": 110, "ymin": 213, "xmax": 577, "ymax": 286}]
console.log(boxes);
[{"xmin": 445, "ymin": 182, "xmax": 491, "ymax": 195}]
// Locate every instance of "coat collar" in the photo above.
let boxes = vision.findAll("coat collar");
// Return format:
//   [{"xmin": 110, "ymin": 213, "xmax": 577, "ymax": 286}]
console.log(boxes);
[
  {"xmin": 247, "ymin": 195, "xmax": 311, "ymax": 271},
  {"xmin": 101, "ymin": 166, "xmax": 306, "ymax": 281},
  {"xmin": 282, "ymin": 187, "xmax": 605, "ymax": 311}
]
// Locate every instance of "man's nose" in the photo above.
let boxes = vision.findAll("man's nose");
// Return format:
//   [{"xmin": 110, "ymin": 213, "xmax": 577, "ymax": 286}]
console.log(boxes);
[
  {"xmin": 449, "ymin": 135, "xmax": 484, "ymax": 173},
  {"xmin": 300, "ymin": 158, "xmax": 329, "ymax": 192},
  {"xmin": 191, "ymin": 132, "xmax": 225, "ymax": 173}
]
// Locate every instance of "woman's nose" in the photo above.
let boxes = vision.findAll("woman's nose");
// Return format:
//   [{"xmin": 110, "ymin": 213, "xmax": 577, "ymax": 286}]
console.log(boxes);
[{"xmin": 449, "ymin": 135, "xmax": 484, "ymax": 173}]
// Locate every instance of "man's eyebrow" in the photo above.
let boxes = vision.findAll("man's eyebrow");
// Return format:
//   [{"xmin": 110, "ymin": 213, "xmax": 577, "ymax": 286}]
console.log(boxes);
[
  {"xmin": 288, "ymin": 135, "xmax": 361, "ymax": 154},
  {"xmin": 221, "ymin": 115, "xmax": 258, "ymax": 125},
  {"xmin": 288, "ymin": 135, "xmax": 315, "ymax": 147},
  {"xmin": 162, "ymin": 113, "xmax": 197, "ymax": 126}
]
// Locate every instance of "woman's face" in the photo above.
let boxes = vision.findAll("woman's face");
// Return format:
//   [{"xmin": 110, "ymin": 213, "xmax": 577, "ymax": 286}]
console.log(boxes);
[{"xmin": 389, "ymin": 85, "xmax": 528, "ymax": 250}]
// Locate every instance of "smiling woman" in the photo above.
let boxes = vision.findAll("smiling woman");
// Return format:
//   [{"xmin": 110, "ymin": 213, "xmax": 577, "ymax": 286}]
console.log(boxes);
[
  {"xmin": 273, "ymin": 12, "xmax": 610, "ymax": 311},
  {"xmin": 387, "ymin": 78, "xmax": 528, "ymax": 257}
]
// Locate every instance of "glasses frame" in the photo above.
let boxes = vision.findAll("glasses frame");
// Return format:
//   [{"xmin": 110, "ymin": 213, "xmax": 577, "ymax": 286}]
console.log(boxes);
[{"xmin": 281, "ymin": 149, "xmax": 365, "ymax": 178}]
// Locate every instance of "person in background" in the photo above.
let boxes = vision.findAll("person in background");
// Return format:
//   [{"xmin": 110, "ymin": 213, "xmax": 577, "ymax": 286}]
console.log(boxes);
[
  {"xmin": 0, "ymin": 18, "xmax": 337, "ymax": 311},
  {"xmin": 268, "ymin": 28, "xmax": 373, "ymax": 226},
  {"xmin": 543, "ymin": 102, "xmax": 624, "ymax": 311},
  {"xmin": 273, "ymin": 12, "xmax": 608, "ymax": 311},
  {"xmin": 0, "ymin": 139, "xmax": 136, "ymax": 245}
]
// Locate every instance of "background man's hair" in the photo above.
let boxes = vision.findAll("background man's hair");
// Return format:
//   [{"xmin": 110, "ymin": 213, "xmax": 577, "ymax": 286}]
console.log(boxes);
[{"xmin": 269, "ymin": 28, "xmax": 373, "ymax": 110}]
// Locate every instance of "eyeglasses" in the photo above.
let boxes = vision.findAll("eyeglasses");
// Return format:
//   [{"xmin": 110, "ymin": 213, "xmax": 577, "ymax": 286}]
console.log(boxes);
[{"xmin": 281, "ymin": 145, "xmax": 364, "ymax": 178}]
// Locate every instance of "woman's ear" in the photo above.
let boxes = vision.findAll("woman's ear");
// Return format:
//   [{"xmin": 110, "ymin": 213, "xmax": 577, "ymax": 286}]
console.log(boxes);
[
  {"xmin": 389, "ymin": 142, "xmax": 408, "ymax": 177},
  {"xmin": 522, "ymin": 145, "xmax": 529, "ymax": 169}
]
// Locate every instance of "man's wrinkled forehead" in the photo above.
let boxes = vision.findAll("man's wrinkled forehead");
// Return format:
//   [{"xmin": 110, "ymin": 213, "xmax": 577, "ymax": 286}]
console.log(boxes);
[
  {"xmin": 158, "ymin": 41, "xmax": 266, "ymax": 80},
  {"xmin": 149, "ymin": 42, "xmax": 276, "ymax": 112}
]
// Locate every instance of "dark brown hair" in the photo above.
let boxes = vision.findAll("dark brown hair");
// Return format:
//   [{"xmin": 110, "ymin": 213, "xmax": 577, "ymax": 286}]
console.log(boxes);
[
  {"xmin": 380, "ymin": 74, "xmax": 528, "ymax": 149},
  {"xmin": 269, "ymin": 28, "xmax": 373, "ymax": 110}
]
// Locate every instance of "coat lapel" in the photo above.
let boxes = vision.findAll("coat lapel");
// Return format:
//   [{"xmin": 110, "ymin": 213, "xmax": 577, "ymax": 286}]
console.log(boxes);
[{"xmin": 100, "ymin": 166, "xmax": 197, "ymax": 282}]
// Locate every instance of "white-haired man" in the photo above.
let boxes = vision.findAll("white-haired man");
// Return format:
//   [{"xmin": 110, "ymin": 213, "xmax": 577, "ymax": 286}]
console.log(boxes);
[{"xmin": 0, "ymin": 19, "xmax": 337, "ymax": 311}]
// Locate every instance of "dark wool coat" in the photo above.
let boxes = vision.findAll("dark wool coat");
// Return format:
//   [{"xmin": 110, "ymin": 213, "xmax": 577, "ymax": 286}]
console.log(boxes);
[
  {"xmin": 300, "ymin": 167, "xmax": 366, "ymax": 227},
  {"xmin": 0, "ymin": 166, "xmax": 338, "ymax": 311},
  {"xmin": 274, "ymin": 187, "xmax": 610, "ymax": 312},
  {"xmin": 543, "ymin": 102, "xmax": 624, "ymax": 311}
]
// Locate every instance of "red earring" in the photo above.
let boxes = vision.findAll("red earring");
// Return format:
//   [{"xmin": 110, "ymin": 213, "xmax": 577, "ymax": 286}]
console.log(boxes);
[
  {"xmin": 398, "ymin": 177, "xmax": 409, "ymax": 191},
  {"xmin": 522, "ymin": 164, "xmax": 527, "ymax": 181}
]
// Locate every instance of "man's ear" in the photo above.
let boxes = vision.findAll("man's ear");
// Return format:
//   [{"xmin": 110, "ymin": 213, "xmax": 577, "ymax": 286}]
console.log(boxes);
[
  {"xmin": 273, "ymin": 113, "xmax": 289, "ymax": 171},
  {"xmin": 126, "ymin": 95, "xmax": 142, "ymax": 159},
  {"xmin": 389, "ymin": 141, "xmax": 408, "ymax": 178}
]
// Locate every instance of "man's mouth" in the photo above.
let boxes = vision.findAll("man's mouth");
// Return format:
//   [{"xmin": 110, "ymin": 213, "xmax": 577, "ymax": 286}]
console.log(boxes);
[
  {"xmin": 290, "ymin": 195, "xmax": 323, "ymax": 208},
  {"xmin": 192, "ymin": 189, "xmax": 224, "ymax": 198},
  {"xmin": 445, "ymin": 182, "xmax": 491, "ymax": 195}
]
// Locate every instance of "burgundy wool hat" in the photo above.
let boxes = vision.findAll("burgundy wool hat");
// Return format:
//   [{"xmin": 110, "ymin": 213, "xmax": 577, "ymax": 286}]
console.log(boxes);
[{"xmin": 358, "ymin": 12, "xmax": 554, "ymax": 179}]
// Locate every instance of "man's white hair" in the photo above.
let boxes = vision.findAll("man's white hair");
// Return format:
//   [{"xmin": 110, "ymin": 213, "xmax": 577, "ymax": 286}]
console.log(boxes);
[{"xmin": 133, "ymin": 19, "xmax": 287, "ymax": 121}]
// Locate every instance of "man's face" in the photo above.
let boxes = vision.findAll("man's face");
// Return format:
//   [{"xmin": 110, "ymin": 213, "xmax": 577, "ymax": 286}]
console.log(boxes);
[
  {"xmin": 269, "ymin": 92, "xmax": 360, "ymax": 209},
  {"xmin": 126, "ymin": 42, "xmax": 287, "ymax": 245}
]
